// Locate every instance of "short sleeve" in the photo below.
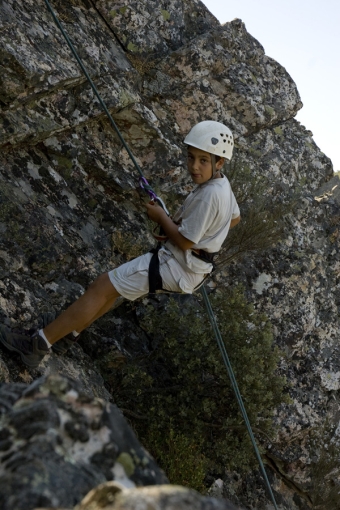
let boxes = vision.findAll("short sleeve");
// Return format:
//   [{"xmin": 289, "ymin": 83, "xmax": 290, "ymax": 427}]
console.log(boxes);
[{"xmin": 231, "ymin": 192, "xmax": 240, "ymax": 219}]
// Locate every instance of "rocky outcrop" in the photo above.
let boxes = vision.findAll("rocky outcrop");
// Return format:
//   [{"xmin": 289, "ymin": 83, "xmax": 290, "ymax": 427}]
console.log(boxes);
[
  {"xmin": 0, "ymin": 0, "xmax": 338, "ymax": 509},
  {"xmin": 0, "ymin": 375, "xmax": 243, "ymax": 510},
  {"xmin": 0, "ymin": 375, "xmax": 167, "ymax": 510},
  {"xmin": 95, "ymin": 0, "xmax": 219, "ymax": 56}
]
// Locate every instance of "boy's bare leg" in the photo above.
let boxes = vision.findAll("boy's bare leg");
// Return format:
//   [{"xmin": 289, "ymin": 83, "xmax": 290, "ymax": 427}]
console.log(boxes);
[
  {"xmin": 75, "ymin": 294, "xmax": 119, "ymax": 333},
  {"xmin": 43, "ymin": 273, "xmax": 120, "ymax": 344}
]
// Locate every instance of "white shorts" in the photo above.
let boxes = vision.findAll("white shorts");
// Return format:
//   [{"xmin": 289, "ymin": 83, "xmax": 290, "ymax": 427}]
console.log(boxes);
[{"xmin": 108, "ymin": 247, "xmax": 206, "ymax": 301}]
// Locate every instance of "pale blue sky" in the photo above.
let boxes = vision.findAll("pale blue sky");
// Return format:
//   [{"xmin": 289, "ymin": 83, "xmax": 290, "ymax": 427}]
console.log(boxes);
[{"xmin": 202, "ymin": 0, "xmax": 340, "ymax": 171}]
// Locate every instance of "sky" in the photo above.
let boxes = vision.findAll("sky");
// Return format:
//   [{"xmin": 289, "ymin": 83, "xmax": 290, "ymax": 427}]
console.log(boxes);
[{"xmin": 202, "ymin": 0, "xmax": 340, "ymax": 171}]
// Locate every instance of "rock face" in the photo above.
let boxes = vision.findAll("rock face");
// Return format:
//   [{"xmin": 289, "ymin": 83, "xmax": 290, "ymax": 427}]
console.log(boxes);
[{"xmin": 0, "ymin": 0, "xmax": 338, "ymax": 509}]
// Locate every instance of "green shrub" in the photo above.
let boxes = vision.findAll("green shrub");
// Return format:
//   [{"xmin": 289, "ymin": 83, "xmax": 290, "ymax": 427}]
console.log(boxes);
[
  {"xmin": 218, "ymin": 160, "xmax": 299, "ymax": 268},
  {"xmin": 143, "ymin": 424, "xmax": 207, "ymax": 493},
  {"xmin": 106, "ymin": 286, "xmax": 288, "ymax": 489}
]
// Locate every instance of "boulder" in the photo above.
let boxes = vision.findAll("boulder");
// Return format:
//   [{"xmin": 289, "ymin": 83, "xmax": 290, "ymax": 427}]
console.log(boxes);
[{"xmin": 0, "ymin": 375, "xmax": 167, "ymax": 510}]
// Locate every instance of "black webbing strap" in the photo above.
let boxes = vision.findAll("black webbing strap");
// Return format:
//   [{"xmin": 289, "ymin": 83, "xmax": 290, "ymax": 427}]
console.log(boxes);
[
  {"xmin": 149, "ymin": 246, "xmax": 163, "ymax": 294},
  {"xmin": 192, "ymin": 249, "xmax": 218, "ymax": 271}
]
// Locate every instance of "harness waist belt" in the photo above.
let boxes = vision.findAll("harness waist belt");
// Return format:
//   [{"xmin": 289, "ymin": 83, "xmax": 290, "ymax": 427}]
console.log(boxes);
[{"xmin": 191, "ymin": 249, "xmax": 218, "ymax": 266}]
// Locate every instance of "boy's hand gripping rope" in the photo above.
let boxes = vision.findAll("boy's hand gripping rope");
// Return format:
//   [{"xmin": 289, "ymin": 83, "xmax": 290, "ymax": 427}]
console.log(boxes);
[{"xmin": 43, "ymin": 2, "xmax": 278, "ymax": 507}]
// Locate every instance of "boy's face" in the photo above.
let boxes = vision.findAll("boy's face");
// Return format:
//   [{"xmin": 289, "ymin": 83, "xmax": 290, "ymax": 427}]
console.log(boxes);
[{"xmin": 187, "ymin": 146, "xmax": 224, "ymax": 184}]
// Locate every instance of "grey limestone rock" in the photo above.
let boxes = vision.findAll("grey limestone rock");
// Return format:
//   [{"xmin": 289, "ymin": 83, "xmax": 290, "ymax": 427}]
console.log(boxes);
[{"xmin": 0, "ymin": 0, "xmax": 140, "ymax": 147}]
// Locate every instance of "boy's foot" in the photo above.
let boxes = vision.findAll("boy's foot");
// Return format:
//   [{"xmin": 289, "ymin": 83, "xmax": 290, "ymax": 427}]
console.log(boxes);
[
  {"xmin": 39, "ymin": 312, "xmax": 80, "ymax": 356},
  {"xmin": 51, "ymin": 334, "xmax": 79, "ymax": 355},
  {"xmin": 0, "ymin": 326, "xmax": 49, "ymax": 369}
]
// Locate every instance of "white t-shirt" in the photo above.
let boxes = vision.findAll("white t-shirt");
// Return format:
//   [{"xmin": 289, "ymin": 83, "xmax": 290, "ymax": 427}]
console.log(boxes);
[{"xmin": 165, "ymin": 175, "xmax": 240, "ymax": 274}]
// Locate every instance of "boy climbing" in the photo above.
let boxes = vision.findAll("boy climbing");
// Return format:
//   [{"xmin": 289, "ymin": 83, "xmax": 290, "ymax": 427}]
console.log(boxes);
[{"xmin": 0, "ymin": 120, "xmax": 240, "ymax": 369}]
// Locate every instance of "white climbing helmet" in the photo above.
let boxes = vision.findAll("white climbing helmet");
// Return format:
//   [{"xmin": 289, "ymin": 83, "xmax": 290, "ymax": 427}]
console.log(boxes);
[{"xmin": 184, "ymin": 120, "xmax": 234, "ymax": 160}]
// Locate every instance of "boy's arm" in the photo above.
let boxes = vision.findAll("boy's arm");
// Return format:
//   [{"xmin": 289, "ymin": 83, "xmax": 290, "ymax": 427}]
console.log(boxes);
[
  {"xmin": 230, "ymin": 215, "xmax": 241, "ymax": 228},
  {"xmin": 145, "ymin": 202, "xmax": 194, "ymax": 251}
]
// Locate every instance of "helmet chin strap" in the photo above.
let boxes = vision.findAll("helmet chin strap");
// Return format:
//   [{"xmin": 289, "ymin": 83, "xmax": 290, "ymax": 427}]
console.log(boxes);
[{"xmin": 211, "ymin": 155, "xmax": 219, "ymax": 180}]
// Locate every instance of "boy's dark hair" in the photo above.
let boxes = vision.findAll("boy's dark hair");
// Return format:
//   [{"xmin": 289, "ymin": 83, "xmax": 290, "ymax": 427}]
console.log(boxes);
[{"xmin": 187, "ymin": 148, "xmax": 224, "ymax": 165}]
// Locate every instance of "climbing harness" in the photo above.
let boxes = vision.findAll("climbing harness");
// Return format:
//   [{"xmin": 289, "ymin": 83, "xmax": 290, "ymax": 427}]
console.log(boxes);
[
  {"xmin": 148, "ymin": 246, "xmax": 216, "ymax": 295},
  {"xmin": 148, "ymin": 246, "xmax": 163, "ymax": 294},
  {"xmin": 43, "ymin": 2, "xmax": 278, "ymax": 507}
]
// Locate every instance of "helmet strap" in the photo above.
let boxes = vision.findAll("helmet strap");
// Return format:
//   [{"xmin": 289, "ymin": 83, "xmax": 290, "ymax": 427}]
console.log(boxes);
[{"xmin": 211, "ymin": 155, "xmax": 218, "ymax": 180}]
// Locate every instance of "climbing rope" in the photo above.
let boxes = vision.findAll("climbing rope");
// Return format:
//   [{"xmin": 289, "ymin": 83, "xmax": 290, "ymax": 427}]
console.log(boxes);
[{"xmin": 43, "ymin": 2, "xmax": 278, "ymax": 507}]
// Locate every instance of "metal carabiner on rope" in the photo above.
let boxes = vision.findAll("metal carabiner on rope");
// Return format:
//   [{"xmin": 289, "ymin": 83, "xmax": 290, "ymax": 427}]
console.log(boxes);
[
  {"xmin": 139, "ymin": 177, "xmax": 169, "ymax": 242},
  {"xmin": 139, "ymin": 177, "xmax": 170, "ymax": 216}
]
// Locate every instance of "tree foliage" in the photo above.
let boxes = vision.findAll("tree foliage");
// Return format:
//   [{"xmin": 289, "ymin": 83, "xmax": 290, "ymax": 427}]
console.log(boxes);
[
  {"xmin": 100, "ymin": 286, "xmax": 288, "ymax": 489},
  {"xmin": 217, "ymin": 159, "xmax": 298, "ymax": 268}
]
